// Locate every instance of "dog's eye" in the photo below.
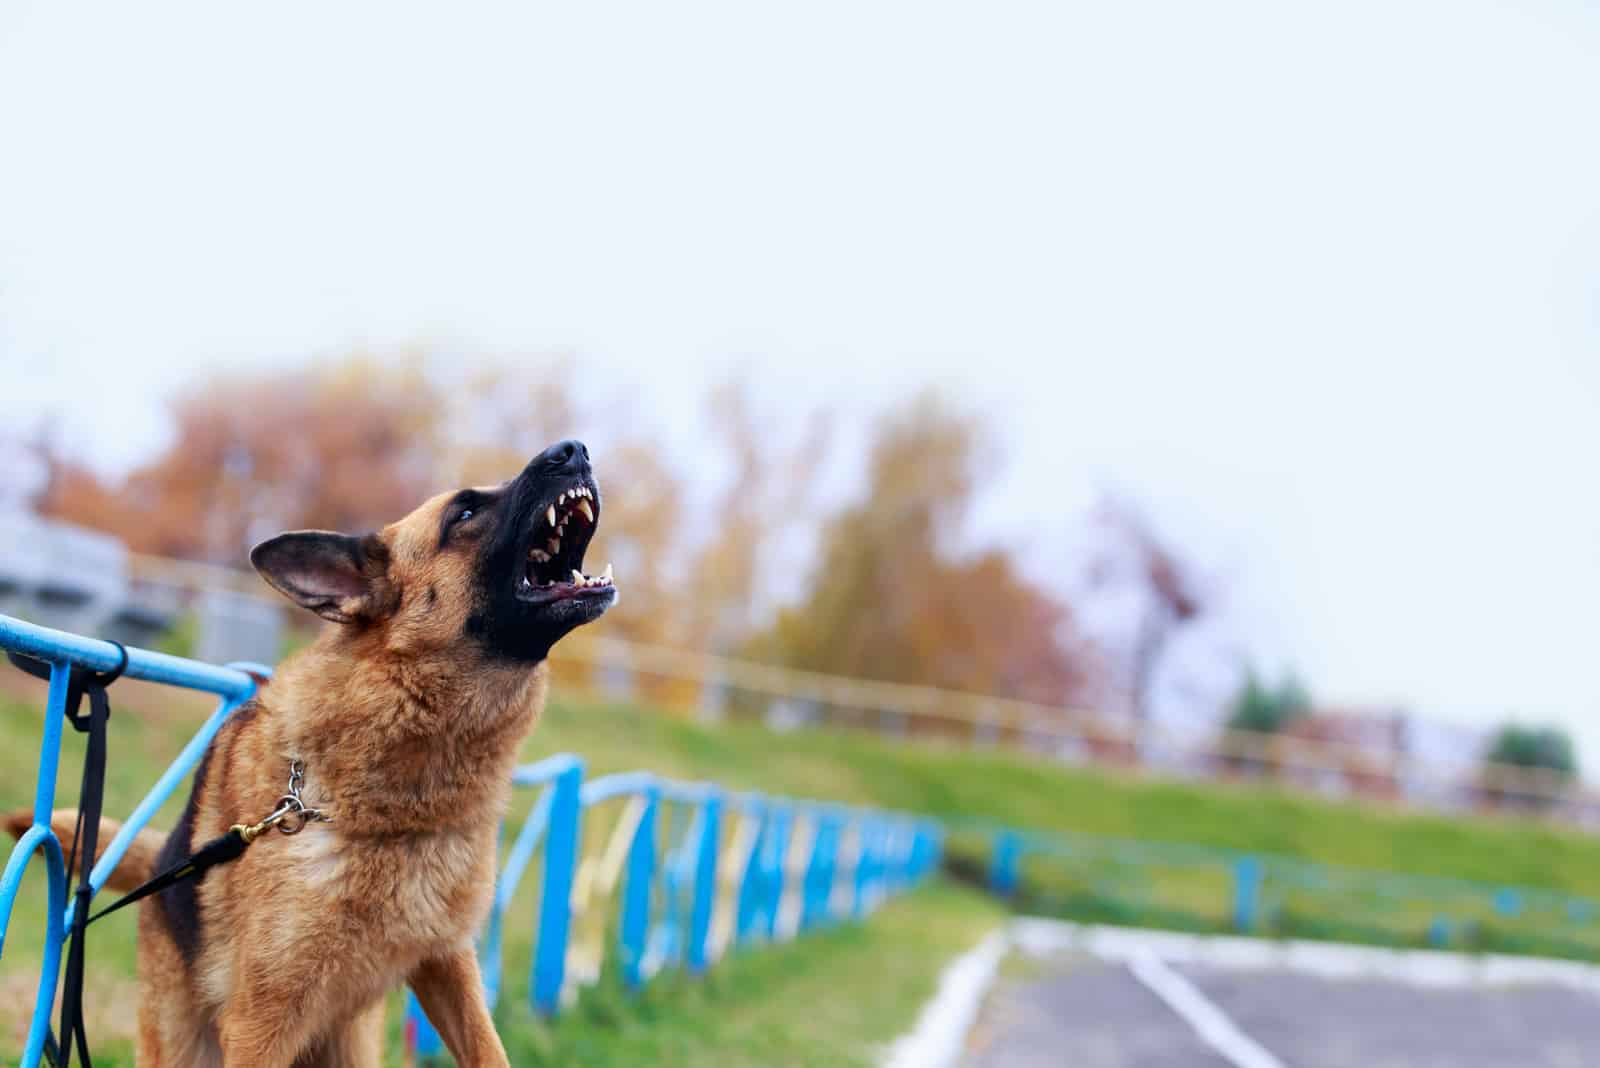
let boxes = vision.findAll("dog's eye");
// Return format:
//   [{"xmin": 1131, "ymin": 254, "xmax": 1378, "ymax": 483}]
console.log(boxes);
[{"xmin": 457, "ymin": 509, "xmax": 474, "ymax": 523}]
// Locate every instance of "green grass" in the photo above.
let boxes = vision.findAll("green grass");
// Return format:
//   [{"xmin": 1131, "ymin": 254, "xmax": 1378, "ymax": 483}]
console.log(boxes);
[
  {"xmin": 481, "ymin": 882, "xmax": 999, "ymax": 1068},
  {"xmin": 6, "ymin": 674, "xmax": 1600, "ymax": 1059}
]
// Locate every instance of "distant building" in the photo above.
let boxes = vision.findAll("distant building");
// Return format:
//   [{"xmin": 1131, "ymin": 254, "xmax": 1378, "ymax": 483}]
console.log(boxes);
[
  {"xmin": 1280, "ymin": 707, "xmax": 1408, "ymax": 799},
  {"xmin": 1279, "ymin": 707, "xmax": 1488, "ymax": 807},
  {"xmin": 0, "ymin": 499, "xmax": 284, "ymax": 665},
  {"xmin": 0, "ymin": 508, "xmax": 137, "ymax": 638}
]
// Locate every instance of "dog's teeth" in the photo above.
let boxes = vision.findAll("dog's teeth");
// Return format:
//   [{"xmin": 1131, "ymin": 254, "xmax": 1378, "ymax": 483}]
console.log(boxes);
[
  {"xmin": 572, "ymin": 570, "xmax": 584, "ymax": 585},
  {"xmin": 602, "ymin": 563, "xmax": 613, "ymax": 582},
  {"xmin": 576, "ymin": 499, "xmax": 595, "ymax": 522},
  {"xmin": 529, "ymin": 548, "xmax": 550, "ymax": 563},
  {"xmin": 546, "ymin": 505, "xmax": 558, "ymax": 527}
]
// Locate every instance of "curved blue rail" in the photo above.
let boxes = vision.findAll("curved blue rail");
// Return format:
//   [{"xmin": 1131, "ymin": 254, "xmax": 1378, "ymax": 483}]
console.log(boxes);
[{"xmin": 0, "ymin": 614, "xmax": 263, "ymax": 1067}]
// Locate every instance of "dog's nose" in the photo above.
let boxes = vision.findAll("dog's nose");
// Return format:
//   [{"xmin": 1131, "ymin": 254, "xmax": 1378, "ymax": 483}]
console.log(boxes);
[{"xmin": 534, "ymin": 439, "xmax": 591, "ymax": 477}]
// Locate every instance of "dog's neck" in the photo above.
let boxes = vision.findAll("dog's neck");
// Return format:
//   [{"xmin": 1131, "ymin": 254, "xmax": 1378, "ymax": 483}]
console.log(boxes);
[{"xmin": 258, "ymin": 631, "xmax": 549, "ymax": 836}]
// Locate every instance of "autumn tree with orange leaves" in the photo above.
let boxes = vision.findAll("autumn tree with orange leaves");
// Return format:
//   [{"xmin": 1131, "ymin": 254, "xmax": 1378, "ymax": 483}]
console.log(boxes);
[
  {"xmin": 39, "ymin": 358, "xmax": 445, "ymax": 563},
  {"xmin": 38, "ymin": 356, "xmax": 1093, "ymax": 713},
  {"xmin": 746, "ymin": 393, "xmax": 1088, "ymax": 706}
]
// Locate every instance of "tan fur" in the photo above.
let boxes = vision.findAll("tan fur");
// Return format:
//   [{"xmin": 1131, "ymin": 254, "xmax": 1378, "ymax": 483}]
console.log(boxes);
[{"xmin": 6, "ymin": 470, "xmax": 604, "ymax": 1067}]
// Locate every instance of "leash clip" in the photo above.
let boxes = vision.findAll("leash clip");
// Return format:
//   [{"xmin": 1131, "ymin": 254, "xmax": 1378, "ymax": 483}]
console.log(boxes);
[{"xmin": 234, "ymin": 760, "xmax": 333, "ymax": 842}]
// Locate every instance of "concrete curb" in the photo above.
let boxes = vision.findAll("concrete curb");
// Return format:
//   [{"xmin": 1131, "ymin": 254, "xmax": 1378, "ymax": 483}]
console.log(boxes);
[{"xmin": 880, "ymin": 928, "xmax": 1010, "ymax": 1068}]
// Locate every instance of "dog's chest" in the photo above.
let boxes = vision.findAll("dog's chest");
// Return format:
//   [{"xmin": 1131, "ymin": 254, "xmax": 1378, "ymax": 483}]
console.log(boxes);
[{"xmin": 285, "ymin": 826, "xmax": 491, "ymax": 949}]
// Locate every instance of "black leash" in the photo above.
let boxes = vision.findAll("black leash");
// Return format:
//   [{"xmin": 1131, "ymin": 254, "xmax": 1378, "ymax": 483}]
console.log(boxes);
[
  {"xmin": 7, "ymin": 645, "xmax": 127, "ymax": 1068},
  {"xmin": 85, "ymin": 826, "xmax": 251, "ymax": 923}
]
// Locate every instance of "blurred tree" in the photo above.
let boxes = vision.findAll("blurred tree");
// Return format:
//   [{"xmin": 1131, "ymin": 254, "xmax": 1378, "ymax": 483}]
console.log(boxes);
[
  {"xmin": 446, "ymin": 358, "xmax": 581, "ymax": 487},
  {"xmin": 747, "ymin": 393, "xmax": 1086, "ymax": 706},
  {"xmin": 680, "ymin": 377, "xmax": 832, "ymax": 653},
  {"xmin": 579, "ymin": 439, "xmax": 687, "ymax": 648},
  {"xmin": 1225, "ymin": 670, "xmax": 1311, "ymax": 735},
  {"xmin": 1485, "ymin": 724, "xmax": 1577, "ymax": 778},
  {"xmin": 1481, "ymin": 723, "xmax": 1577, "ymax": 810},
  {"xmin": 40, "ymin": 359, "xmax": 1088, "ymax": 719},
  {"xmin": 1077, "ymin": 495, "xmax": 1213, "ymax": 725},
  {"xmin": 40, "ymin": 355, "xmax": 445, "ymax": 563}
]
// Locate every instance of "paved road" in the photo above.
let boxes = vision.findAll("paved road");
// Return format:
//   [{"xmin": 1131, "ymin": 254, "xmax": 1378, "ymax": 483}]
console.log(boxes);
[
  {"xmin": 1183, "ymin": 964, "xmax": 1600, "ymax": 1068},
  {"xmin": 963, "ymin": 956, "xmax": 1235, "ymax": 1068},
  {"xmin": 963, "ymin": 953, "xmax": 1600, "ymax": 1068}
]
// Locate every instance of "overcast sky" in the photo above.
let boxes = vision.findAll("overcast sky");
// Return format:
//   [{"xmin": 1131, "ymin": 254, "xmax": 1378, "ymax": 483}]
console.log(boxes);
[{"xmin": 2, "ymin": 2, "xmax": 1598, "ymax": 760}]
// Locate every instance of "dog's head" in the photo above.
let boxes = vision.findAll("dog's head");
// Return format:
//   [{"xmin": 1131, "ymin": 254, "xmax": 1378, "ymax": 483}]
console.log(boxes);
[{"xmin": 250, "ymin": 439, "xmax": 616, "ymax": 663}]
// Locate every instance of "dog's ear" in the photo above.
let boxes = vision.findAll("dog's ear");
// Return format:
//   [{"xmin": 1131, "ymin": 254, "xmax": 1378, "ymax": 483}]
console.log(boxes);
[{"xmin": 250, "ymin": 531, "xmax": 392, "ymax": 624}]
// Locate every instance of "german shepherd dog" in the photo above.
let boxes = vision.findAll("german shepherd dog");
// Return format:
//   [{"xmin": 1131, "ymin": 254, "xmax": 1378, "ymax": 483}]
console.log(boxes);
[{"xmin": 7, "ymin": 439, "xmax": 615, "ymax": 1066}]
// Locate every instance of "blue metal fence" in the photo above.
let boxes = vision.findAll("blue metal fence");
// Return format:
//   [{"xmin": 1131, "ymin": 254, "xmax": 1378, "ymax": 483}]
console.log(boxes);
[
  {"xmin": 976, "ymin": 826, "xmax": 1600, "ymax": 958},
  {"xmin": 0, "ymin": 614, "xmax": 941, "ymax": 1067},
  {"xmin": 404, "ymin": 753, "xmax": 941, "ymax": 1056}
]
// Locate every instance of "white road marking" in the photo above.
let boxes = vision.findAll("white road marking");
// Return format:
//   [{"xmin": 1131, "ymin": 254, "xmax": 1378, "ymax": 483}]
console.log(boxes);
[
  {"xmin": 1123, "ymin": 948, "xmax": 1289, "ymax": 1068},
  {"xmin": 881, "ymin": 929, "xmax": 1010, "ymax": 1068}
]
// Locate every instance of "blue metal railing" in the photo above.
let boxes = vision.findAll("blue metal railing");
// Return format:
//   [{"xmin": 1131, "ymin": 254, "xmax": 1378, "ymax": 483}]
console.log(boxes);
[
  {"xmin": 975, "ymin": 826, "xmax": 1600, "ymax": 957},
  {"xmin": 0, "ymin": 615, "xmax": 941, "ymax": 1067},
  {"xmin": 405, "ymin": 754, "xmax": 941, "ymax": 1056}
]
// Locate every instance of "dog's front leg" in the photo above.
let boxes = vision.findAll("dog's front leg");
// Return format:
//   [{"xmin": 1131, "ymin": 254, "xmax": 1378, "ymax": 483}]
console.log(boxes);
[{"xmin": 409, "ymin": 946, "xmax": 511, "ymax": 1068}]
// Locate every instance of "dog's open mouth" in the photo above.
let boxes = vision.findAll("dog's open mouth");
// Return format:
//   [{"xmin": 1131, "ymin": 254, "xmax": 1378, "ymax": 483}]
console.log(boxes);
[{"xmin": 517, "ymin": 477, "xmax": 613, "ymax": 603}]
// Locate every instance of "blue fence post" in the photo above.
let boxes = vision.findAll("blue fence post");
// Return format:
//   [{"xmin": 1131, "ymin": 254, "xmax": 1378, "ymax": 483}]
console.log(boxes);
[
  {"xmin": 823, "ymin": 815, "xmax": 842, "ymax": 920},
  {"xmin": 687, "ymin": 790, "xmax": 722, "ymax": 974},
  {"xmin": 852, "ymin": 819, "xmax": 876, "ymax": 918},
  {"xmin": 1233, "ymin": 856, "xmax": 1262, "ymax": 932},
  {"xmin": 764, "ymin": 807, "xmax": 791, "ymax": 940},
  {"xmin": 911, "ymin": 822, "xmax": 937, "ymax": 882},
  {"xmin": 906, "ymin": 824, "xmax": 925, "ymax": 884},
  {"xmin": 1494, "ymin": 888, "xmax": 1523, "ymax": 918},
  {"xmin": 404, "ymin": 988, "xmax": 444, "ymax": 1059},
  {"xmin": 619, "ymin": 785, "xmax": 658, "ymax": 990},
  {"xmin": 990, "ymin": 830, "xmax": 1021, "ymax": 896},
  {"xmin": 802, "ymin": 813, "xmax": 835, "ymax": 930},
  {"xmin": 531, "ymin": 758, "xmax": 584, "ymax": 1016},
  {"xmin": 658, "ymin": 800, "xmax": 689, "ymax": 965},
  {"xmin": 735, "ymin": 805, "xmax": 767, "ymax": 946}
]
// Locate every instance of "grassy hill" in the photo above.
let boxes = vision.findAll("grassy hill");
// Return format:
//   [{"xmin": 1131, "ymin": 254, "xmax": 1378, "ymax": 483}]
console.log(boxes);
[{"xmin": 7, "ymin": 676, "xmax": 1596, "ymax": 893}]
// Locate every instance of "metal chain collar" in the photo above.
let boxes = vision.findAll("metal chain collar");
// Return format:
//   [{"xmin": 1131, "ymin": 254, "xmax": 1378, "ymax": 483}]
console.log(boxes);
[{"xmin": 235, "ymin": 760, "xmax": 333, "ymax": 843}]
